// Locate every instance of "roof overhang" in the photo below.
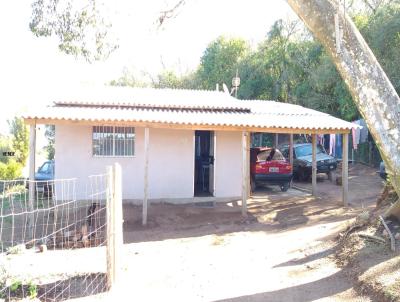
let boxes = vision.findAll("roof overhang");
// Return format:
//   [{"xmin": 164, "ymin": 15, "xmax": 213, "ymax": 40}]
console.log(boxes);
[
  {"xmin": 22, "ymin": 86, "xmax": 359, "ymax": 135},
  {"xmin": 23, "ymin": 117, "xmax": 351, "ymax": 134}
]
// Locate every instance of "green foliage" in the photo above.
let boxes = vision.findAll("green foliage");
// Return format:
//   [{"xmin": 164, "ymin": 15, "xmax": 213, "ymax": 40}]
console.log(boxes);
[
  {"xmin": 109, "ymin": 2, "xmax": 400, "ymax": 124},
  {"xmin": 109, "ymin": 67, "xmax": 149, "ymax": 88},
  {"xmin": 358, "ymin": 2, "xmax": 400, "ymax": 92},
  {"xmin": 153, "ymin": 70, "xmax": 189, "ymax": 89},
  {"xmin": 44, "ymin": 125, "xmax": 55, "ymax": 160},
  {"xmin": 0, "ymin": 160, "xmax": 23, "ymax": 180},
  {"xmin": 197, "ymin": 36, "xmax": 250, "ymax": 90},
  {"xmin": 30, "ymin": 0, "xmax": 117, "ymax": 62},
  {"xmin": 0, "ymin": 136, "xmax": 13, "ymax": 164},
  {"xmin": 10, "ymin": 280, "xmax": 22, "ymax": 292},
  {"xmin": 8, "ymin": 118, "xmax": 29, "ymax": 166},
  {"xmin": 28, "ymin": 282, "xmax": 38, "ymax": 299}
]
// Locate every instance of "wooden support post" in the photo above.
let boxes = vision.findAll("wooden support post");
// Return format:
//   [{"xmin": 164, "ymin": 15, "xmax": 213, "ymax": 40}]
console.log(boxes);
[
  {"xmin": 113, "ymin": 163, "xmax": 123, "ymax": 281},
  {"xmin": 107, "ymin": 163, "xmax": 123, "ymax": 291},
  {"xmin": 247, "ymin": 132, "xmax": 251, "ymax": 198},
  {"xmin": 142, "ymin": 127, "xmax": 150, "ymax": 225},
  {"xmin": 289, "ymin": 134, "xmax": 294, "ymax": 166},
  {"xmin": 242, "ymin": 131, "xmax": 249, "ymax": 216},
  {"xmin": 28, "ymin": 124, "xmax": 36, "ymax": 239},
  {"xmin": 106, "ymin": 165, "xmax": 114, "ymax": 290},
  {"xmin": 311, "ymin": 134, "xmax": 317, "ymax": 196},
  {"xmin": 342, "ymin": 133, "xmax": 349, "ymax": 206}
]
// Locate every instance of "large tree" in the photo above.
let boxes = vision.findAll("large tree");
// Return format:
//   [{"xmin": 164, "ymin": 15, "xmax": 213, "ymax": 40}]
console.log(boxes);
[
  {"xmin": 196, "ymin": 36, "xmax": 249, "ymax": 90},
  {"xmin": 30, "ymin": 0, "xmax": 117, "ymax": 62},
  {"xmin": 286, "ymin": 0, "xmax": 400, "ymax": 216}
]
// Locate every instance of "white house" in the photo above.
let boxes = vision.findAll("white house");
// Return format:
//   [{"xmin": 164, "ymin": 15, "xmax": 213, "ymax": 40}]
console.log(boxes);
[{"xmin": 23, "ymin": 86, "xmax": 357, "ymax": 224}]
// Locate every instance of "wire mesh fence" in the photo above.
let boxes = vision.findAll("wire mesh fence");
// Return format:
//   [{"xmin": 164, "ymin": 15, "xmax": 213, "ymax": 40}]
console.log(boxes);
[
  {"xmin": 351, "ymin": 141, "xmax": 382, "ymax": 168},
  {"xmin": 0, "ymin": 173, "xmax": 110, "ymax": 301}
]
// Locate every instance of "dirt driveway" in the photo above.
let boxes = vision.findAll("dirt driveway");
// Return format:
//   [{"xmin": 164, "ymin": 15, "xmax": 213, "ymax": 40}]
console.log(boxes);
[
  {"xmin": 109, "ymin": 164, "xmax": 382, "ymax": 302},
  {"xmin": 1, "ymin": 164, "xmax": 383, "ymax": 301},
  {"xmin": 292, "ymin": 163, "xmax": 382, "ymax": 208}
]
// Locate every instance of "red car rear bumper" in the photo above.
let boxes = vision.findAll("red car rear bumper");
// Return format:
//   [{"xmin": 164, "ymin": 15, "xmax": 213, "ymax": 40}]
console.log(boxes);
[{"xmin": 254, "ymin": 173, "xmax": 293, "ymax": 184}]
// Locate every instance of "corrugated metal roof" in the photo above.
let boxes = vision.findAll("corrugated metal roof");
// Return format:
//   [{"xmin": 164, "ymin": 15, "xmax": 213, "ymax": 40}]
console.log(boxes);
[
  {"xmin": 52, "ymin": 86, "xmax": 249, "ymax": 110},
  {"xmin": 23, "ymin": 86, "xmax": 359, "ymax": 132}
]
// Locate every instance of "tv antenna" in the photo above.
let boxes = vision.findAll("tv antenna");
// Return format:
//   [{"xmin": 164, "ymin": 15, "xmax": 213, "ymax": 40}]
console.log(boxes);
[{"xmin": 231, "ymin": 69, "xmax": 240, "ymax": 98}]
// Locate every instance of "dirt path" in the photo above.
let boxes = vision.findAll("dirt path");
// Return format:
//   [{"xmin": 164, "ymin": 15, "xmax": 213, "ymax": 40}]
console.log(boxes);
[
  {"xmin": 112, "ymin": 165, "xmax": 382, "ymax": 301},
  {"xmin": 119, "ymin": 220, "xmax": 367, "ymax": 301},
  {"xmin": 292, "ymin": 163, "xmax": 382, "ymax": 208}
]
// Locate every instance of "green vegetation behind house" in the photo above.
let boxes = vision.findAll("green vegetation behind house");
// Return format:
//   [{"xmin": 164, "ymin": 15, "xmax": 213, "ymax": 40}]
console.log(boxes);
[{"xmin": 111, "ymin": 2, "xmax": 400, "ymax": 124}]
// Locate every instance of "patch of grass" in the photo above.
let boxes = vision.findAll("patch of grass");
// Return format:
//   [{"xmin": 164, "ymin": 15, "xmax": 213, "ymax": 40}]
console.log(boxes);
[
  {"xmin": 10, "ymin": 279, "xmax": 22, "ymax": 292},
  {"xmin": 6, "ymin": 244, "xmax": 26, "ymax": 255},
  {"xmin": 1, "ymin": 185, "xmax": 28, "ymax": 212},
  {"xmin": 27, "ymin": 281, "xmax": 38, "ymax": 299}
]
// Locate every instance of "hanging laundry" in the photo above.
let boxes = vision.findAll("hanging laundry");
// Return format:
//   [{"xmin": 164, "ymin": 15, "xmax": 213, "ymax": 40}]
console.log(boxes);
[
  {"xmin": 352, "ymin": 121, "xmax": 361, "ymax": 150},
  {"xmin": 317, "ymin": 134, "xmax": 324, "ymax": 146},
  {"xmin": 335, "ymin": 134, "xmax": 342, "ymax": 159},
  {"xmin": 324, "ymin": 134, "xmax": 330, "ymax": 152},
  {"xmin": 329, "ymin": 134, "xmax": 336, "ymax": 156}
]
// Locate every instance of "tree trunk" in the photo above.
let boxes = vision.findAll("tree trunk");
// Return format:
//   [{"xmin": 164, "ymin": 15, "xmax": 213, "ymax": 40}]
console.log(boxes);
[{"xmin": 286, "ymin": 0, "xmax": 400, "ymax": 217}]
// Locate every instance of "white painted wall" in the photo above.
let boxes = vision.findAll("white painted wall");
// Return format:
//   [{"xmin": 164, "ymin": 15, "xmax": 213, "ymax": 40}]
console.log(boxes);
[
  {"xmin": 214, "ymin": 131, "xmax": 242, "ymax": 198},
  {"xmin": 55, "ymin": 124, "xmax": 145, "ymax": 200},
  {"xmin": 147, "ymin": 128, "xmax": 194, "ymax": 199},
  {"xmin": 55, "ymin": 125, "xmax": 242, "ymax": 202}
]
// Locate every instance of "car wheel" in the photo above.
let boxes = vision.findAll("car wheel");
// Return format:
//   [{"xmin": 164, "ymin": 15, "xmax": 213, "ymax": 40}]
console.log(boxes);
[{"xmin": 280, "ymin": 182, "xmax": 290, "ymax": 192}]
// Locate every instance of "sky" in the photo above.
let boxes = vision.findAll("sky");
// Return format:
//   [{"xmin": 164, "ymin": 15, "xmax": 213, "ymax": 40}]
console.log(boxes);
[{"xmin": 0, "ymin": 0, "xmax": 294, "ymax": 134}]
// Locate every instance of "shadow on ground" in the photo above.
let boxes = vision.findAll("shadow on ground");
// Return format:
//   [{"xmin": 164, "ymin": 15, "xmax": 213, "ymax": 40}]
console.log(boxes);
[
  {"xmin": 214, "ymin": 270, "xmax": 351, "ymax": 302},
  {"xmin": 123, "ymin": 186, "xmax": 361, "ymax": 244},
  {"xmin": 123, "ymin": 164, "xmax": 383, "ymax": 244},
  {"xmin": 1, "ymin": 273, "xmax": 107, "ymax": 302}
]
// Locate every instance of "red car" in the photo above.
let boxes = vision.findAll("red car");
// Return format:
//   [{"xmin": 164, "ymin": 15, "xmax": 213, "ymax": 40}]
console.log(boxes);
[{"xmin": 250, "ymin": 147, "xmax": 293, "ymax": 192}]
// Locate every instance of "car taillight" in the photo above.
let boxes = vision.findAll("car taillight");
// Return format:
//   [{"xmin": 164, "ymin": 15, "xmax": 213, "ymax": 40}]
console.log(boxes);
[
  {"xmin": 286, "ymin": 165, "xmax": 292, "ymax": 171},
  {"xmin": 256, "ymin": 164, "xmax": 262, "ymax": 169}
]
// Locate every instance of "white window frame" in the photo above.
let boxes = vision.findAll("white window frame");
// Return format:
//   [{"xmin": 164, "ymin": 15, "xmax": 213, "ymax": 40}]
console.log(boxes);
[{"xmin": 92, "ymin": 126, "xmax": 135, "ymax": 157}]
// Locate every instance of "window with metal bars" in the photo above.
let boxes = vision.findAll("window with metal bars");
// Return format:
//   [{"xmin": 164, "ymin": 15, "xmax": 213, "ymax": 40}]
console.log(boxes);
[{"xmin": 92, "ymin": 126, "xmax": 135, "ymax": 156}]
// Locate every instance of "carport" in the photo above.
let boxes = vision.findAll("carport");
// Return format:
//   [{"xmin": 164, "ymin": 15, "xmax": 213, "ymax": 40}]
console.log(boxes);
[{"xmin": 219, "ymin": 100, "xmax": 358, "ymax": 217}]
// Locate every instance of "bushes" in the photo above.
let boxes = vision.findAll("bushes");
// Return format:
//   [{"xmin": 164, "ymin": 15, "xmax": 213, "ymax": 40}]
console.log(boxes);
[
  {"xmin": 0, "ymin": 160, "xmax": 23, "ymax": 180},
  {"xmin": 0, "ymin": 136, "xmax": 14, "ymax": 164}
]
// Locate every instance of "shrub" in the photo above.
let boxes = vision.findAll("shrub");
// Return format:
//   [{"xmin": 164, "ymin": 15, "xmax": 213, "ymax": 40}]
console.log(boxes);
[
  {"xmin": 0, "ymin": 136, "xmax": 14, "ymax": 164},
  {"xmin": 0, "ymin": 160, "xmax": 23, "ymax": 180}
]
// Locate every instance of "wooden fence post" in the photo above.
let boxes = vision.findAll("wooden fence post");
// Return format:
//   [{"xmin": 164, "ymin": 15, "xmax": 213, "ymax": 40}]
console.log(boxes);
[
  {"xmin": 28, "ymin": 124, "xmax": 36, "ymax": 240},
  {"xmin": 106, "ymin": 166, "xmax": 114, "ymax": 290},
  {"xmin": 106, "ymin": 163, "xmax": 123, "ymax": 291}
]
